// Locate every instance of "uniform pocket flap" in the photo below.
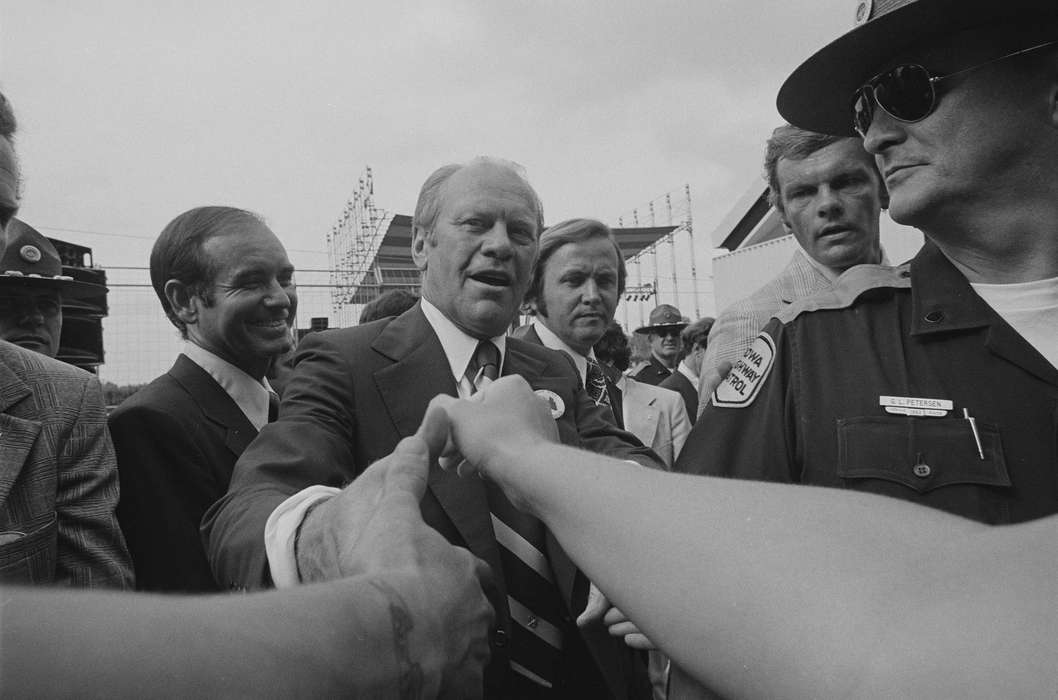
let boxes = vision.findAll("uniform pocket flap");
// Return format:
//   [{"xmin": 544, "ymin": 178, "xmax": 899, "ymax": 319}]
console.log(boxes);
[{"xmin": 836, "ymin": 416, "xmax": 1010, "ymax": 494}]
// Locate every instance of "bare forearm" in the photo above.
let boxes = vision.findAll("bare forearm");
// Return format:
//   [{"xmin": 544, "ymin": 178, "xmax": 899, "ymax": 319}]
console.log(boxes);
[
  {"xmin": 1, "ymin": 578, "xmax": 435, "ymax": 699},
  {"xmin": 493, "ymin": 441, "xmax": 1040, "ymax": 698}
]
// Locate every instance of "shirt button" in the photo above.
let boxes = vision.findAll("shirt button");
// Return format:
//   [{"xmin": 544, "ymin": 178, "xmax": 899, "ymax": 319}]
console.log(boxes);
[
  {"xmin": 923, "ymin": 310, "xmax": 944, "ymax": 323},
  {"xmin": 913, "ymin": 463, "xmax": 932, "ymax": 478},
  {"xmin": 494, "ymin": 629, "xmax": 507, "ymax": 648},
  {"xmin": 527, "ymin": 615, "xmax": 538, "ymax": 629}
]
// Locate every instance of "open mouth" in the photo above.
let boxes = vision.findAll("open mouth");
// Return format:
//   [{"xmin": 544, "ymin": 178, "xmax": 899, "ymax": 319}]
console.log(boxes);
[{"xmin": 469, "ymin": 270, "xmax": 511, "ymax": 287}]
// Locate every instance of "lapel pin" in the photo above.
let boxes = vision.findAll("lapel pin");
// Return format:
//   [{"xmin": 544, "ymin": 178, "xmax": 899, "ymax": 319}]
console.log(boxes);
[{"xmin": 533, "ymin": 389, "xmax": 565, "ymax": 419}]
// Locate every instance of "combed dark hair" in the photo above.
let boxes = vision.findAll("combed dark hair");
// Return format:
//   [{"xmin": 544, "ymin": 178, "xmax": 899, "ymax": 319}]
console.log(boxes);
[
  {"xmin": 681, "ymin": 316, "xmax": 714, "ymax": 350},
  {"xmin": 763, "ymin": 124, "xmax": 884, "ymax": 212},
  {"xmin": 412, "ymin": 156, "xmax": 545, "ymax": 240},
  {"xmin": 523, "ymin": 218, "xmax": 627, "ymax": 315},
  {"xmin": 150, "ymin": 206, "xmax": 264, "ymax": 338},
  {"xmin": 594, "ymin": 320, "xmax": 631, "ymax": 372},
  {"xmin": 0, "ymin": 91, "xmax": 16, "ymax": 140},
  {"xmin": 359, "ymin": 289, "xmax": 419, "ymax": 324}
]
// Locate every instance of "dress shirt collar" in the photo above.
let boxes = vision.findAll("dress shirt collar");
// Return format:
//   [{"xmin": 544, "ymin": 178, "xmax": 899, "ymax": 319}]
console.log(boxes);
[
  {"xmin": 420, "ymin": 297, "xmax": 507, "ymax": 383},
  {"xmin": 530, "ymin": 320, "xmax": 594, "ymax": 385},
  {"xmin": 677, "ymin": 360, "xmax": 699, "ymax": 392},
  {"xmin": 181, "ymin": 342, "xmax": 275, "ymax": 431}
]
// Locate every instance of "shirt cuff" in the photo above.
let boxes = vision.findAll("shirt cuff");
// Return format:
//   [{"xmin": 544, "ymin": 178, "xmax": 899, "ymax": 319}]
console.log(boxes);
[{"xmin": 264, "ymin": 485, "xmax": 341, "ymax": 588}]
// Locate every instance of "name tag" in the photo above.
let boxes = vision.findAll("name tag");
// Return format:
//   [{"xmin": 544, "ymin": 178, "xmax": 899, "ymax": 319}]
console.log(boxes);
[{"xmin": 879, "ymin": 395, "xmax": 952, "ymax": 417}]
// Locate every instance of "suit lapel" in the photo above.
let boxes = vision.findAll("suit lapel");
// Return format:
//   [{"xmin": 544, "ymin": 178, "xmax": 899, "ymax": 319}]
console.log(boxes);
[
  {"xmin": 168, "ymin": 355, "xmax": 259, "ymax": 457},
  {"xmin": 371, "ymin": 307, "xmax": 501, "ymax": 571},
  {"xmin": 0, "ymin": 354, "xmax": 37, "ymax": 509}
]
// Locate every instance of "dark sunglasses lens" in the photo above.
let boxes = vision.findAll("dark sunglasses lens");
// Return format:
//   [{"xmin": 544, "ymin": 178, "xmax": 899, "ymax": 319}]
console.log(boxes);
[
  {"xmin": 852, "ymin": 88, "xmax": 873, "ymax": 135},
  {"xmin": 874, "ymin": 64, "xmax": 934, "ymax": 121}
]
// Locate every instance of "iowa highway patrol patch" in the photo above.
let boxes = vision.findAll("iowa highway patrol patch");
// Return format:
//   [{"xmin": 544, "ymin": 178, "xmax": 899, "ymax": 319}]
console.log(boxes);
[{"xmin": 712, "ymin": 333, "xmax": 775, "ymax": 408}]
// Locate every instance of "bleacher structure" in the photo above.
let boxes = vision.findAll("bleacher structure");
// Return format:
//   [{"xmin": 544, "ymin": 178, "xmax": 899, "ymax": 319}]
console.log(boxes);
[
  {"xmin": 326, "ymin": 168, "xmax": 701, "ymax": 330},
  {"xmin": 48, "ymin": 237, "xmax": 108, "ymax": 372}
]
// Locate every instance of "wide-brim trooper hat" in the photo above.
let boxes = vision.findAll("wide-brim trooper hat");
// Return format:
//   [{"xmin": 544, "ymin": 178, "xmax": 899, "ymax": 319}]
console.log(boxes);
[
  {"xmin": 635, "ymin": 304, "xmax": 688, "ymax": 335},
  {"xmin": 777, "ymin": 0, "xmax": 1058, "ymax": 136},
  {"xmin": 0, "ymin": 219, "xmax": 106, "ymax": 299}
]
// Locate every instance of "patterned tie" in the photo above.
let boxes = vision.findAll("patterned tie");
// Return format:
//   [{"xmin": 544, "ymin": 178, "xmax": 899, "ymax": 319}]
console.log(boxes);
[
  {"xmin": 465, "ymin": 340, "xmax": 564, "ymax": 691},
  {"xmin": 585, "ymin": 357, "xmax": 615, "ymax": 421}
]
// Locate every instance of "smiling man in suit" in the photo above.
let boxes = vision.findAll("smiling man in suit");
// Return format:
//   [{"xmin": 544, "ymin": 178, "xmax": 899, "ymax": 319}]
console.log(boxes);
[
  {"xmin": 204, "ymin": 157, "xmax": 656, "ymax": 698},
  {"xmin": 109, "ymin": 206, "xmax": 296, "ymax": 592}
]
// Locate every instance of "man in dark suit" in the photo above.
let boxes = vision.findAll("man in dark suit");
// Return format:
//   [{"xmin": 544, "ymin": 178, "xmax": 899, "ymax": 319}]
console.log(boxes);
[
  {"xmin": 514, "ymin": 218, "xmax": 626, "ymax": 428},
  {"xmin": 204, "ymin": 157, "xmax": 657, "ymax": 698},
  {"xmin": 110, "ymin": 206, "xmax": 296, "ymax": 592},
  {"xmin": 659, "ymin": 317, "xmax": 713, "ymax": 421}
]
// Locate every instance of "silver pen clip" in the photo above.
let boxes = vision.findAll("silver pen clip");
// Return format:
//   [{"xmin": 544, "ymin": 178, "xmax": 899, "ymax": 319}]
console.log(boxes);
[{"xmin": 963, "ymin": 408, "xmax": 984, "ymax": 460}]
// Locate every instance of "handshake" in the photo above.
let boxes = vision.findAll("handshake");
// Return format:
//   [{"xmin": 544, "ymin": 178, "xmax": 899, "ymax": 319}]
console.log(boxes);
[{"xmin": 294, "ymin": 375, "xmax": 636, "ymax": 698}]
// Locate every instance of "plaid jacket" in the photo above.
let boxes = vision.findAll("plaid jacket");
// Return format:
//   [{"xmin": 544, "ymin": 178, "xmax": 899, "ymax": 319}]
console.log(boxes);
[{"xmin": 0, "ymin": 341, "xmax": 132, "ymax": 587}]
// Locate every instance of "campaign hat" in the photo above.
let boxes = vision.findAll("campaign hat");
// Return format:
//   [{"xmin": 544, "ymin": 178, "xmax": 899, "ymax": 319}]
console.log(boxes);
[
  {"xmin": 0, "ymin": 219, "xmax": 106, "ymax": 299},
  {"xmin": 635, "ymin": 304, "xmax": 688, "ymax": 334},
  {"xmin": 777, "ymin": 0, "xmax": 1058, "ymax": 136}
]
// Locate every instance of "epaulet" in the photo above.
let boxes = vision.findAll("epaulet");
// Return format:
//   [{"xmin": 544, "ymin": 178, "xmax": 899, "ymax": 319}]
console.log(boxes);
[{"xmin": 773, "ymin": 263, "xmax": 911, "ymax": 325}]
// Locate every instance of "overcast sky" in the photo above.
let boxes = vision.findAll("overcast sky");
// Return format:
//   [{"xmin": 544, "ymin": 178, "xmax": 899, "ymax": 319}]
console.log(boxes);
[
  {"xmin": 0, "ymin": 1, "xmax": 863, "ymax": 383},
  {"xmin": 2, "ymin": 0, "xmax": 858, "ymax": 267}
]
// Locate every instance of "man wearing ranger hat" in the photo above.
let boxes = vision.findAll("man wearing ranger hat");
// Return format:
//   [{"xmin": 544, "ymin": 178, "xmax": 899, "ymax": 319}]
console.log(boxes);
[
  {"xmin": 0, "ymin": 218, "xmax": 106, "ymax": 358},
  {"xmin": 678, "ymin": 0, "xmax": 1058, "ymax": 526},
  {"xmin": 632, "ymin": 303, "xmax": 687, "ymax": 386}
]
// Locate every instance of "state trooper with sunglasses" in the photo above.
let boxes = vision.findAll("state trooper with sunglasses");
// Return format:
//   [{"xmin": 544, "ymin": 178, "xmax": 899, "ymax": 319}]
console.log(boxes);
[{"xmin": 677, "ymin": 0, "xmax": 1058, "ymax": 527}]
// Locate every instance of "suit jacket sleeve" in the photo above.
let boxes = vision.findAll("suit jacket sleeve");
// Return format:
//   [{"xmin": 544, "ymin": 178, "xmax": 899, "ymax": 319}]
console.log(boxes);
[
  {"xmin": 676, "ymin": 320, "xmax": 798, "ymax": 482},
  {"xmin": 669, "ymin": 396, "xmax": 691, "ymax": 465},
  {"xmin": 55, "ymin": 375, "xmax": 133, "ymax": 589},
  {"xmin": 566, "ymin": 376, "xmax": 665, "ymax": 470},
  {"xmin": 202, "ymin": 330, "xmax": 370, "ymax": 590},
  {"xmin": 110, "ymin": 402, "xmax": 227, "ymax": 592}
]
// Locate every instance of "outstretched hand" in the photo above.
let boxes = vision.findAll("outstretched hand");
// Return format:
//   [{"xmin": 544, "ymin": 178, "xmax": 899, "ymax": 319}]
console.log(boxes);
[{"xmin": 417, "ymin": 375, "xmax": 560, "ymax": 510}]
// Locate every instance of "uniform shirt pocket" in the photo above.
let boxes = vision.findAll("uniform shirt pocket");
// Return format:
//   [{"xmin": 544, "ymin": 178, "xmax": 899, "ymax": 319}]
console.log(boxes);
[{"xmin": 836, "ymin": 416, "xmax": 1012, "ymax": 523}]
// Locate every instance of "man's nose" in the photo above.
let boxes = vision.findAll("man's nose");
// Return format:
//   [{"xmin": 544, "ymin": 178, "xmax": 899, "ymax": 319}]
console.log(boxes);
[
  {"xmin": 816, "ymin": 186, "xmax": 845, "ymax": 218},
  {"xmin": 480, "ymin": 221, "xmax": 514, "ymax": 258}
]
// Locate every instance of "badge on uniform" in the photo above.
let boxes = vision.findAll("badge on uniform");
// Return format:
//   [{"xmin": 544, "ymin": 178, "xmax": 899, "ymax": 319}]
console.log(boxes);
[
  {"xmin": 712, "ymin": 333, "xmax": 776, "ymax": 408},
  {"xmin": 879, "ymin": 395, "xmax": 952, "ymax": 417},
  {"xmin": 534, "ymin": 389, "xmax": 565, "ymax": 419}
]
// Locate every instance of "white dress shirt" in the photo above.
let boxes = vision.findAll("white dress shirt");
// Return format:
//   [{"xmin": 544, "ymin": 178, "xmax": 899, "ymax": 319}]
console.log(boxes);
[
  {"xmin": 181, "ymin": 342, "xmax": 275, "ymax": 431},
  {"xmin": 530, "ymin": 320, "xmax": 595, "ymax": 385},
  {"xmin": 264, "ymin": 298, "xmax": 506, "ymax": 587}
]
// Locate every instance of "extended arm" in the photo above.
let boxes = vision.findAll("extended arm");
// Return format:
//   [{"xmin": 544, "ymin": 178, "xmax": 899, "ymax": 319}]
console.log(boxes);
[
  {"xmin": 423, "ymin": 377, "xmax": 1058, "ymax": 699},
  {"xmin": 5, "ymin": 435, "xmax": 493, "ymax": 699}
]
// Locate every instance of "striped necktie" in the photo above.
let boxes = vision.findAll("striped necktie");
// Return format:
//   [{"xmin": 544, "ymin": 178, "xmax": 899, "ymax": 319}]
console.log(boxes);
[
  {"xmin": 465, "ymin": 340, "xmax": 564, "ymax": 691},
  {"xmin": 585, "ymin": 357, "xmax": 615, "ymax": 421}
]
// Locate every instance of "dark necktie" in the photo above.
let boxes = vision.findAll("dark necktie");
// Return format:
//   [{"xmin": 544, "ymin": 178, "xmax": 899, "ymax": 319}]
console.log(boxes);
[
  {"xmin": 465, "ymin": 340, "xmax": 564, "ymax": 691},
  {"xmin": 585, "ymin": 357, "xmax": 615, "ymax": 422}
]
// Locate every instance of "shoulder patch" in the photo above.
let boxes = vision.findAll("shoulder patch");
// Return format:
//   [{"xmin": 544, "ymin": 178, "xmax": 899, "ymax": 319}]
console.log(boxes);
[
  {"xmin": 712, "ymin": 333, "xmax": 775, "ymax": 408},
  {"xmin": 773, "ymin": 263, "xmax": 911, "ymax": 325}
]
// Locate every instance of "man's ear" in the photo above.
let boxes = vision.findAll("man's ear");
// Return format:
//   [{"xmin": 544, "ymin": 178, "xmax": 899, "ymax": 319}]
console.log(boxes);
[
  {"xmin": 164, "ymin": 279, "xmax": 198, "ymax": 326},
  {"xmin": 410, "ymin": 225, "xmax": 430, "ymax": 272},
  {"xmin": 777, "ymin": 209, "xmax": 793, "ymax": 234}
]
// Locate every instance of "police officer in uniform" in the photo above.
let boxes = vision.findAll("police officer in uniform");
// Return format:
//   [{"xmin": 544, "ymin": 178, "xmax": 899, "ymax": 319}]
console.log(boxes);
[
  {"xmin": 677, "ymin": 0, "xmax": 1058, "ymax": 526},
  {"xmin": 631, "ymin": 304, "xmax": 687, "ymax": 386}
]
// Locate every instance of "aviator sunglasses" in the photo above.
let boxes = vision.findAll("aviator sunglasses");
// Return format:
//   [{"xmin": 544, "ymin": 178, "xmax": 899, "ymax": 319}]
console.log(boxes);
[{"xmin": 852, "ymin": 40, "xmax": 1058, "ymax": 137}]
